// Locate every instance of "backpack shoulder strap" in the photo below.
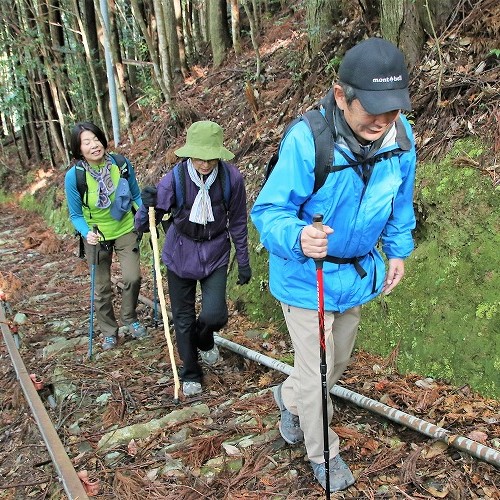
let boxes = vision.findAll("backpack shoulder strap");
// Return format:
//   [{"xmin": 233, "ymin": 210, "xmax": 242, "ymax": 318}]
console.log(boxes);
[
  {"xmin": 173, "ymin": 161, "xmax": 231, "ymax": 210},
  {"xmin": 263, "ymin": 116, "xmax": 301, "ymax": 185},
  {"xmin": 218, "ymin": 162, "xmax": 231, "ymax": 210},
  {"xmin": 173, "ymin": 162, "xmax": 185, "ymax": 208},
  {"xmin": 109, "ymin": 153, "xmax": 129, "ymax": 178},
  {"xmin": 301, "ymin": 108, "xmax": 335, "ymax": 193},
  {"xmin": 75, "ymin": 163, "xmax": 89, "ymax": 208}
]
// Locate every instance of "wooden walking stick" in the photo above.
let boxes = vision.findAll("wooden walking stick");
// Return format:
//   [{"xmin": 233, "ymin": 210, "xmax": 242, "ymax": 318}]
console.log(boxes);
[{"xmin": 149, "ymin": 207, "xmax": 180, "ymax": 403}]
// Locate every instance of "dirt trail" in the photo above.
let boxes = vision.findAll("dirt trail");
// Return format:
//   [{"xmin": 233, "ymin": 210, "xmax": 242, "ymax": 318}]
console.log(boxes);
[{"xmin": 1, "ymin": 203, "xmax": 499, "ymax": 498}]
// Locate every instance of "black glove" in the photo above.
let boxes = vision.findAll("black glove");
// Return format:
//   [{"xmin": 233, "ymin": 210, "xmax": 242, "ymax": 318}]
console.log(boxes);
[
  {"xmin": 237, "ymin": 265, "xmax": 252, "ymax": 285},
  {"xmin": 141, "ymin": 186, "xmax": 157, "ymax": 208}
]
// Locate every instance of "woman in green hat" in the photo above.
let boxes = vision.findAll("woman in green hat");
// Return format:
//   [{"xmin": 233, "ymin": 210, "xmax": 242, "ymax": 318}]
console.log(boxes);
[{"xmin": 135, "ymin": 120, "xmax": 251, "ymax": 397}]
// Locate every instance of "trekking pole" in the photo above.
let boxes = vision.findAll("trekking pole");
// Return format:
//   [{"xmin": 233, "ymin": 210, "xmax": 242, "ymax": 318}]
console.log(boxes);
[
  {"xmin": 312, "ymin": 213, "xmax": 330, "ymax": 499},
  {"xmin": 88, "ymin": 225, "xmax": 99, "ymax": 360},
  {"xmin": 149, "ymin": 207, "xmax": 180, "ymax": 403}
]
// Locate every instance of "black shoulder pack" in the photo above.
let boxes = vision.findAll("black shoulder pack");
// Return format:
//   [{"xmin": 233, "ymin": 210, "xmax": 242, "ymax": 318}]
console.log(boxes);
[
  {"xmin": 75, "ymin": 153, "xmax": 129, "ymax": 208},
  {"xmin": 263, "ymin": 90, "xmax": 339, "ymax": 194}
]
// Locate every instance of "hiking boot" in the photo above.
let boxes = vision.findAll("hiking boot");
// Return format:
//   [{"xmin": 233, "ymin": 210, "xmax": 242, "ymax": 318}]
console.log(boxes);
[
  {"xmin": 183, "ymin": 381, "xmax": 202, "ymax": 397},
  {"xmin": 310, "ymin": 454, "xmax": 355, "ymax": 492},
  {"xmin": 272, "ymin": 384, "xmax": 304, "ymax": 444},
  {"xmin": 102, "ymin": 335, "xmax": 117, "ymax": 350},
  {"xmin": 126, "ymin": 321, "xmax": 147, "ymax": 339},
  {"xmin": 200, "ymin": 345, "xmax": 220, "ymax": 365}
]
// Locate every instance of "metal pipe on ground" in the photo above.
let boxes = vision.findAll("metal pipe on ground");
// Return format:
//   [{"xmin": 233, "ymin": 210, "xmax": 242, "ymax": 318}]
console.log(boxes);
[
  {"xmin": 111, "ymin": 278, "xmax": 172, "ymax": 322},
  {"xmin": 214, "ymin": 334, "xmax": 500, "ymax": 468},
  {"xmin": 112, "ymin": 278, "xmax": 500, "ymax": 468},
  {"xmin": 0, "ymin": 304, "xmax": 89, "ymax": 499}
]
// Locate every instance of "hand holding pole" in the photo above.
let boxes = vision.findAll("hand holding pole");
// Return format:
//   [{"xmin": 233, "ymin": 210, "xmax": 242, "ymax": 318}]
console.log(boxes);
[{"xmin": 312, "ymin": 213, "xmax": 331, "ymax": 499}]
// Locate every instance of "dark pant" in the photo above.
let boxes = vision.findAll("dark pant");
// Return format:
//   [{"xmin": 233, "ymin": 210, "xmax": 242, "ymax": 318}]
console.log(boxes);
[{"xmin": 167, "ymin": 266, "xmax": 228, "ymax": 383}]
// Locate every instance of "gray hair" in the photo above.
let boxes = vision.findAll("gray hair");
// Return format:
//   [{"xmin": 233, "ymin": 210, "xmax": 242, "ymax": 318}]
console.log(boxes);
[{"xmin": 338, "ymin": 82, "xmax": 356, "ymax": 106}]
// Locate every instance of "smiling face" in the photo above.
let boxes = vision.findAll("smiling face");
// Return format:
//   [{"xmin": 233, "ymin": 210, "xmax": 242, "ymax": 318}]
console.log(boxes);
[
  {"xmin": 334, "ymin": 84, "xmax": 400, "ymax": 144},
  {"xmin": 79, "ymin": 130, "xmax": 106, "ymax": 166}
]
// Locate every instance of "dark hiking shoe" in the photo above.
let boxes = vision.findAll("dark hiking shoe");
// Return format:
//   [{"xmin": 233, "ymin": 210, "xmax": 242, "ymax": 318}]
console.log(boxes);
[
  {"xmin": 311, "ymin": 454, "xmax": 355, "ymax": 492},
  {"xmin": 102, "ymin": 336, "xmax": 117, "ymax": 350},
  {"xmin": 272, "ymin": 384, "xmax": 304, "ymax": 444}
]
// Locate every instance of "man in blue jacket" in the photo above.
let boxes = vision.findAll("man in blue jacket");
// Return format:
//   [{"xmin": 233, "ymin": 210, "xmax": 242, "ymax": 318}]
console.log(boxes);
[{"xmin": 251, "ymin": 38, "xmax": 416, "ymax": 493}]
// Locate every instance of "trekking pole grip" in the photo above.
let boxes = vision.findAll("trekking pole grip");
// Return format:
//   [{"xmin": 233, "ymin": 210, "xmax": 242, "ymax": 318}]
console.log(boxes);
[{"xmin": 312, "ymin": 213, "xmax": 325, "ymax": 269}]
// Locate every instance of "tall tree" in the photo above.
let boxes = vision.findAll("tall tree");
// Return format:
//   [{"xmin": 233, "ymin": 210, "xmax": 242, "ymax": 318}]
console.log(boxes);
[
  {"xmin": 162, "ymin": 0, "xmax": 182, "ymax": 79},
  {"xmin": 209, "ymin": 0, "xmax": 231, "ymax": 67},
  {"xmin": 130, "ymin": 0, "xmax": 170, "ymax": 101},
  {"xmin": 230, "ymin": 0, "xmax": 241, "ymax": 56},
  {"xmin": 306, "ymin": 0, "xmax": 341, "ymax": 55},
  {"xmin": 70, "ymin": 0, "xmax": 109, "ymax": 131},
  {"xmin": 380, "ymin": 0, "xmax": 425, "ymax": 68},
  {"xmin": 37, "ymin": 0, "xmax": 69, "ymax": 161},
  {"xmin": 93, "ymin": 0, "xmax": 133, "ymax": 142},
  {"xmin": 173, "ymin": 0, "xmax": 189, "ymax": 77},
  {"xmin": 151, "ymin": 0, "xmax": 174, "ymax": 103}
]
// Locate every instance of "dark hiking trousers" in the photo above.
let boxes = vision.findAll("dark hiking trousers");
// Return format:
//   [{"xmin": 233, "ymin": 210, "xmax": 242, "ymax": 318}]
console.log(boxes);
[{"xmin": 167, "ymin": 266, "xmax": 228, "ymax": 383}]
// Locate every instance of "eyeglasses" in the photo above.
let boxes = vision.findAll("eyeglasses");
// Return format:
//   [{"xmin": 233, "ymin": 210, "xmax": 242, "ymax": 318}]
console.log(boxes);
[{"xmin": 192, "ymin": 158, "xmax": 218, "ymax": 167}]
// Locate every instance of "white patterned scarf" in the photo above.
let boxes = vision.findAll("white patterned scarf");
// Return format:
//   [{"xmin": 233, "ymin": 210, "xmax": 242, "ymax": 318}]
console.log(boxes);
[
  {"xmin": 187, "ymin": 159, "xmax": 218, "ymax": 225},
  {"xmin": 82, "ymin": 153, "xmax": 115, "ymax": 208}
]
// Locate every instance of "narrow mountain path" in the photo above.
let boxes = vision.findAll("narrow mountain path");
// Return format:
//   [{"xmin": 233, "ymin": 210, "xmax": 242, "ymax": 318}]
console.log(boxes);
[{"xmin": 1, "ymin": 202, "xmax": 498, "ymax": 499}]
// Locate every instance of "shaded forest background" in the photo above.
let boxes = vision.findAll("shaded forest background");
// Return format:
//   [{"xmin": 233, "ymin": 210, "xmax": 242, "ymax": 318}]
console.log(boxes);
[{"xmin": 0, "ymin": 0, "xmax": 499, "ymax": 397}]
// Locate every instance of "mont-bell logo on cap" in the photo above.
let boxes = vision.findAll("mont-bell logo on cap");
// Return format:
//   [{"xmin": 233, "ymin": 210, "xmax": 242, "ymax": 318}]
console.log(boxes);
[{"xmin": 372, "ymin": 75, "xmax": 403, "ymax": 83}]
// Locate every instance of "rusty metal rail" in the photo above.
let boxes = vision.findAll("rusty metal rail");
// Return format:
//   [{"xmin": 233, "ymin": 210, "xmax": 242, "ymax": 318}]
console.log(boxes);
[
  {"xmin": 0, "ymin": 303, "xmax": 89, "ymax": 500},
  {"xmin": 2, "ymin": 275, "xmax": 498, "ymax": 500}
]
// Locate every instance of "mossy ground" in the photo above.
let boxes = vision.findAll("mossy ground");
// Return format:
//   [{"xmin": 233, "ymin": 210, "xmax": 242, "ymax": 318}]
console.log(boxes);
[
  {"xmin": 360, "ymin": 139, "xmax": 499, "ymax": 398},
  {"xmin": 234, "ymin": 139, "xmax": 500, "ymax": 398}
]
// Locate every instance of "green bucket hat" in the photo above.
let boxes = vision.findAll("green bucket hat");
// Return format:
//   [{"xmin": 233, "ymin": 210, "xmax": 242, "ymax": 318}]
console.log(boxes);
[{"xmin": 174, "ymin": 121, "xmax": 235, "ymax": 161}]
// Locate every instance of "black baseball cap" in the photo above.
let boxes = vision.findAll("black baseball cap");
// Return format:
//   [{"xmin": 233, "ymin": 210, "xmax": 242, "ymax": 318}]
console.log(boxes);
[{"xmin": 338, "ymin": 37, "xmax": 411, "ymax": 115}]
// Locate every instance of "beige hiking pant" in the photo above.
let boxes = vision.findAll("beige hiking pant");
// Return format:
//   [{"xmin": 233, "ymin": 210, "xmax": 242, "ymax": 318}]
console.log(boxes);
[
  {"xmin": 84, "ymin": 231, "xmax": 141, "ymax": 337},
  {"xmin": 280, "ymin": 303, "xmax": 361, "ymax": 463}
]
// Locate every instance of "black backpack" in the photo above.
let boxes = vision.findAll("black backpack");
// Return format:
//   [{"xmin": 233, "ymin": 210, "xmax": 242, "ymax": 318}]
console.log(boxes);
[
  {"xmin": 263, "ymin": 90, "xmax": 350, "ymax": 194},
  {"xmin": 74, "ymin": 153, "xmax": 130, "ymax": 258},
  {"xmin": 75, "ymin": 153, "xmax": 129, "ymax": 208},
  {"xmin": 160, "ymin": 160, "xmax": 232, "ymax": 239},
  {"xmin": 263, "ymin": 90, "xmax": 404, "ymax": 195},
  {"xmin": 263, "ymin": 92, "xmax": 408, "ymax": 286}
]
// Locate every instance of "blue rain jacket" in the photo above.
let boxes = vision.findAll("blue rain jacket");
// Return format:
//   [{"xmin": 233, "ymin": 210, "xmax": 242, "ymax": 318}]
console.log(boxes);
[{"xmin": 251, "ymin": 114, "xmax": 416, "ymax": 313}]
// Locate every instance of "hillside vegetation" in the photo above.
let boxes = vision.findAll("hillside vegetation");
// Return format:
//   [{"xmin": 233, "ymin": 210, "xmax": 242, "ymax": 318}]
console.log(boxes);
[{"xmin": 1, "ymin": 1, "xmax": 499, "ymax": 397}]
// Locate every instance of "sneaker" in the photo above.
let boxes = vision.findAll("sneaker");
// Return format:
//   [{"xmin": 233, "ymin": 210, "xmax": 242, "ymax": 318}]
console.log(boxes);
[
  {"xmin": 272, "ymin": 384, "xmax": 304, "ymax": 444},
  {"xmin": 183, "ymin": 381, "xmax": 202, "ymax": 397},
  {"xmin": 127, "ymin": 321, "xmax": 147, "ymax": 339},
  {"xmin": 199, "ymin": 345, "xmax": 220, "ymax": 365},
  {"xmin": 310, "ymin": 455, "xmax": 355, "ymax": 492},
  {"xmin": 102, "ymin": 336, "xmax": 117, "ymax": 350}
]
